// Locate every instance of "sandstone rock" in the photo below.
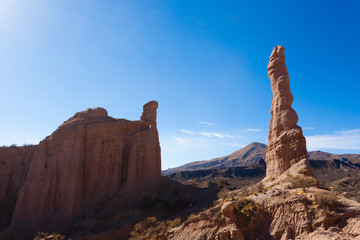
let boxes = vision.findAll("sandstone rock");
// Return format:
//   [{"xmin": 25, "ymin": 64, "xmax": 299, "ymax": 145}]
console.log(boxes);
[
  {"xmin": 265, "ymin": 46, "xmax": 313, "ymax": 179},
  {"xmin": 167, "ymin": 204, "xmax": 245, "ymax": 240},
  {"xmin": 0, "ymin": 146, "xmax": 36, "ymax": 229},
  {"xmin": 5, "ymin": 101, "xmax": 161, "ymax": 232},
  {"xmin": 141, "ymin": 100, "xmax": 158, "ymax": 122},
  {"xmin": 0, "ymin": 146, "xmax": 36, "ymax": 200},
  {"xmin": 221, "ymin": 201, "xmax": 236, "ymax": 218}
]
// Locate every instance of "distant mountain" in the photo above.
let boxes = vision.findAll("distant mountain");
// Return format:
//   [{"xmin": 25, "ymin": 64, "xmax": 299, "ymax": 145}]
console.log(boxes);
[
  {"xmin": 162, "ymin": 142, "xmax": 360, "ymax": 175},
  {"xmin": 167, "ymin": 159, "xmax": 359, "ymax": 183},
  {"xmin": 167, "ymin": 160, "xmax": 266, "ymax": 182},
  {"xmin": 308, "ymin": 151, "xmax": 360, "ymax": 163},
  {"xmin": 162, "ymin": 142, "xmax": 266, "ymax": 175}
]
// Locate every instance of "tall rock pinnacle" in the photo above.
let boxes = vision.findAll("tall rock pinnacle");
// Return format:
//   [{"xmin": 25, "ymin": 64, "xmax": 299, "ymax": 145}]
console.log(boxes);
[{"xmin": 265, "ymin": 46, "xmax": 310, "ymax": 178}]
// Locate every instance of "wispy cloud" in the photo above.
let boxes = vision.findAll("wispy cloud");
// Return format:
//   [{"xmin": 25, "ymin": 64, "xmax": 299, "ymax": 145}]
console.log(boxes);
[
  {"xmin": 172, "ymin": 137, "xmax": 193, "ymax": 146},
  {"xmin": 306, "ymin": 129, "xmax": 360, "ymax": 151},
  {"xmin": 180, "ymin": 129, "xmax": 193, "ymax": 134},
  {"xmin": 197, "ymin": 121, "xmax": 216, "ymax": 126},
  {"xmin": 199, "ymin": 132, "xmax": 213, "ymax": 138},
  {"xmin": 244, "ymin": 128, "xmax": 262, "ymax": 132},
  {"xmin": 199, "ymin": 132, "xmax": 233, "ymax": 139},
  {"xmin": 303, "ymin": 127, "xmax": 315, "ymax": 130},
  {"xmin": 224, "ymin": 143, "xmax": 245, "ymax": 147}
]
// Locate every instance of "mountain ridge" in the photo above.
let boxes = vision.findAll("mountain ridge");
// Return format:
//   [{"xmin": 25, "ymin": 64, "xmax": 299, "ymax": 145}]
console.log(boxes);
[{"xmin": 163, "ymin": 142, "xmax": 360, "ymax": 175}]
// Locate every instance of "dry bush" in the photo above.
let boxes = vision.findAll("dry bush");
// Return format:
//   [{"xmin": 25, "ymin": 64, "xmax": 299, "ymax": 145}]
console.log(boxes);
[
  {"xmin": 314, "ymin": 192, "xmax": 341, "ymax": 210},
  {"xmin": 33, "ymin": 232, "xmax": 71, "ymax": 240},
  {"xmin": 130, "ymin": 217, "xmax": 166, "ymax": 240},
  {"xmin": 217, "ymin": 188, "xmax": 229, "ymax": 199},
  {"xmin": 234, "ymin": 198, "xmax": 267, "ymax": 239},
  {"xmin": 187, "ymin": 213, "xmax": 196, "ymax": 220},
  {"xmin": 289, "ymin": 175, "xmax": 317, "ymax": 192},
  {"xmin": 166, "ymin": 218, "xmax": 181, "ymax": 229},
  {"xmin": 130, "ymin": 216, "xmax": 182, "ymax": 240}
]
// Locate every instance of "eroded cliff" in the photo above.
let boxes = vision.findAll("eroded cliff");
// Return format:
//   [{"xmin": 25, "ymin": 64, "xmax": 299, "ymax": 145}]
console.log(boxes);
[{"xmin": 1, "ymin": 101, "xmax": 161, "ymax": 234}]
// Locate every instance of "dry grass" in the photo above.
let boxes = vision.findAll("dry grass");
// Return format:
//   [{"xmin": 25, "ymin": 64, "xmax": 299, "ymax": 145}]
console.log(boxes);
[
  {"xmin": 233, "ymin": 197, "xmax": 267, "ymax": 239},
  {"xmin": 289, "ymin": 174, "xmax": 317, "ymax": 192},
  {"xmin": 33, "ymin": 232, "xmax": 71, "ymax": 240},
  {"xmin": 314, "ymin": 192, "xmax": 341, "ymax": 210},
  {"xmin": 217, "ymin": 188, "xmax": 229, "ymax": 199},
  {"xmin": 129, "ymin": 216, "xmax": 181, "ymax": 240}
]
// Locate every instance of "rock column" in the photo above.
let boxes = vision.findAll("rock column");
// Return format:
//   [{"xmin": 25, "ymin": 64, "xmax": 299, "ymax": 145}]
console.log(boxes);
[{"xmin": 265, "ymin": 46, "xmax": 310, "ymax": 178}]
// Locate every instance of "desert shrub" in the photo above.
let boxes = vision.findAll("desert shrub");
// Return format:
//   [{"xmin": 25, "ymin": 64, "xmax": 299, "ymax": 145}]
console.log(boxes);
[
  {"xmin": 217, "ymin": 188, "xmax": 229, "ymax": 199},
  {"xmin": 299, "ymin": 168, "xmax": 308, "ymax": 174},
  {"xmin": 314, "ymin": 192, "xmax": 341, "ymax": 210},
  {"xmin": 34, "ymin": 232, "xmax": 71, "ymax": 240},
  {"xmin": 130, "ymin": 217, "xmax": 182, "ymax": 240},
  {"xmin": 234, "ymin": 198, "xmax": 267, "ymax": 239},
  {"xmin": 289, "ymin": 175, "xmax": 317, "ymax": 192},
  {"xmin": 166, "ymin": 218, "xmax": 181, "ymax": 228},
  {"xmin": 187, "ymin": 213, "xmax": 196, "ymax": 220},
  {"xmin": 130, "ymin": 217, "xmax": 166, "ymax": 240}
]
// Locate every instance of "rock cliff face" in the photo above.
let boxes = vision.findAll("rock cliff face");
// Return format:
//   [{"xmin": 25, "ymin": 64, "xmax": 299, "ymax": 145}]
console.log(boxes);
[
  {"xmin": 265, "ymin": 46, "xmax": 312, "ymax": 178},
  {"xmin": 0, "ymin": 146, "xmax": 36, "ymax": 229},
  {"xmin": 3, "ymin": 101, "xmax": 161, "ymax": 231},
  {"xmin": 0, "ymin": 146, "xmax": 36, "ymax": 201}
]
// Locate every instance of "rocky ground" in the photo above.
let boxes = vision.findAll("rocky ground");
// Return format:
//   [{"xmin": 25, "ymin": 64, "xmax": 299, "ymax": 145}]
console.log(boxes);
[{"xmin": 126, "ymin": 178, "xmax": 360, "ymax": 240}]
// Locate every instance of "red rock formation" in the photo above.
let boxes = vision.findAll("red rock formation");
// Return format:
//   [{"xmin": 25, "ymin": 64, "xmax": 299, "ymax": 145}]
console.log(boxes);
[
  {"xmin": 0, "ymin": 146, "xmax": 36, "ymax": 229},
  {"xmin": 265, "ymin": 46, "xmax": 312, "ymax": 178},
  {"xmin": 141, "ymin": 101, "xmax": 158, "ymax": 122},
  {"xmin": 0, "ymin": 146, "xmax": 36, "ymax": 200},
  {"xmin": 6, "ymin": 101, "xmax": 161, "ymax": 230}
]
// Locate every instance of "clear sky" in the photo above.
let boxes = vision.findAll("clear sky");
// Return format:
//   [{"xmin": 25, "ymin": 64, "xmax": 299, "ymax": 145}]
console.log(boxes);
[{"xmin": 1, "ymin": 0, "xmax": 359, "ymax": 170}]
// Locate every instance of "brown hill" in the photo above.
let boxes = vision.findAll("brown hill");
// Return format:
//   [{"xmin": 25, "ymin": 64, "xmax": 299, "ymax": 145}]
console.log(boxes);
[
  {"xmin": 162, "ymin": 142, "xmax": 266, "ymax": 175},
  {"xmin": 308, "ymin": 150, "xmax": 360, "ymax": 163},
  {"xmin": 163, "ymin": 142, "xmax": 360, "ymax": 175}
]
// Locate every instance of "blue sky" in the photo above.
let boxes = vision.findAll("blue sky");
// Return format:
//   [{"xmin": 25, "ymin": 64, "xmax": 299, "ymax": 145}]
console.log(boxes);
[{"xmin": 0, "ymin": 0, "xmax": 359, "ymax": 170}]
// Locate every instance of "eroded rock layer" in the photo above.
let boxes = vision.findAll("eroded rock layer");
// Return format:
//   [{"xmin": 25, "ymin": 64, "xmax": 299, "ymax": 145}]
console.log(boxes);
[
  {"xmin": 265, "ymin": 46, "xmax": 310, "ymax": 178},
  {"xmin": 0, "ymin": 146, "xmax": 36, "ymax": 229},
  {"xmin": 2, "ymin": 101, "xmax": 161, "ymax": 231}
]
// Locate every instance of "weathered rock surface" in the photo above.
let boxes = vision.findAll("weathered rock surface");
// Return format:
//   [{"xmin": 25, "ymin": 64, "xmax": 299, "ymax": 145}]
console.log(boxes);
[
  {"xmin": 0, "ymin": 146, "xmax": 36, "ymax": 229},
  {"xmin": 265, "ymin": 45, "xmax": 312, "ymax": 179},
  {"xmin": 1, "ymin": 101, "xmax": 161, "ymax": 234},
  {"xmin": 0, "ymin": 146, "xmax": 36, "ymax": 200},
  {"xmin": 165, "ymin": 187, "xmax": 360, "ymax": 240}
]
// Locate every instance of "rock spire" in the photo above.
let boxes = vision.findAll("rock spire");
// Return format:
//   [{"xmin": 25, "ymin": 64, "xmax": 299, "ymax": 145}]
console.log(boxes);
[{"xmin": 265, "ymin": 46, "xmax": 311, "ymax": 178}]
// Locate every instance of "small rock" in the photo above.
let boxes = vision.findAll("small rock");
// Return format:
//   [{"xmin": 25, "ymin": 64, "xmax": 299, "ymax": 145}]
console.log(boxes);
[{"xmin": 221, "ymin": 201, "xmax": 237, "ymax": 217}]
